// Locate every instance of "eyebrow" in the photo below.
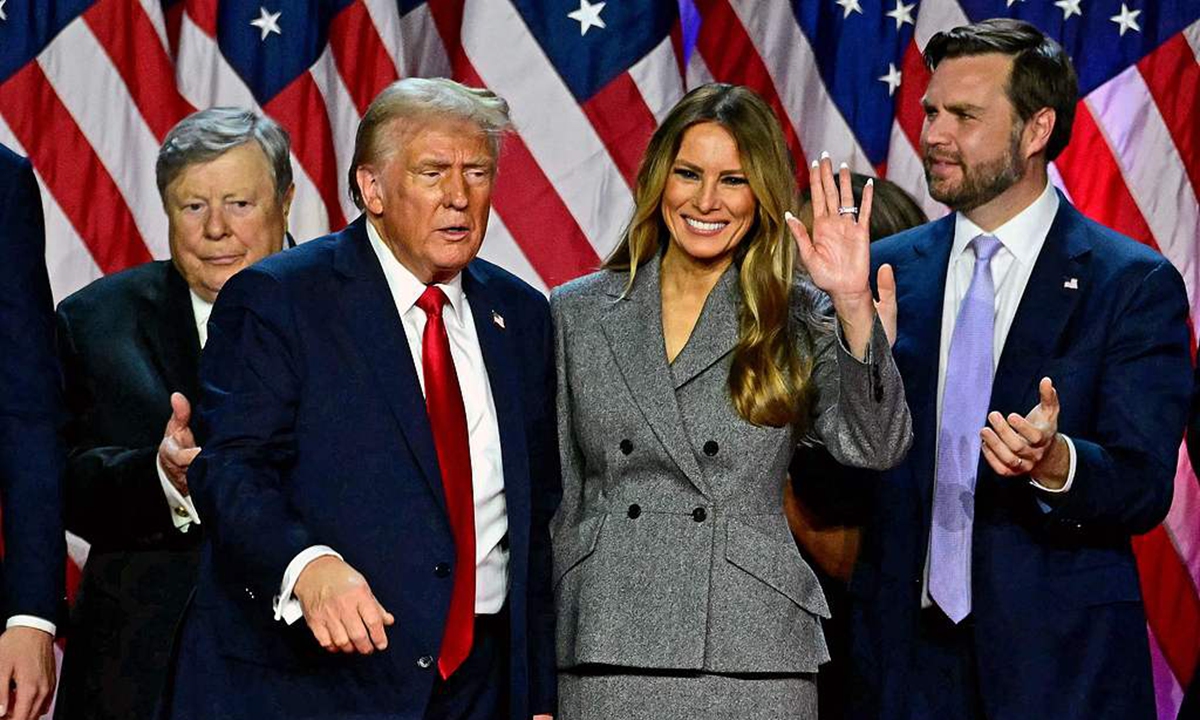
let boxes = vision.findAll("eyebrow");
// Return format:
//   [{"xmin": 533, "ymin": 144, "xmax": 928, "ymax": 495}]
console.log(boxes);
[
  {"xmin": 921, "ymin": 98, "xmax": 985, "ymax": 114},
  {"xmin": 414, "ymin": 157, "xmax": 495, "ymax": 170},
  {"xmin": 673, "ymin": 159, "xmax": 745, "ymax": 176}
]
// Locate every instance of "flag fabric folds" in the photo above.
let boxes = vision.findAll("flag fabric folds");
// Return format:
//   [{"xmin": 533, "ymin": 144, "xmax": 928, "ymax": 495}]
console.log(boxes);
[{"xmin": 0, "ymin": 1, "xmax": 1196, "ymax": 718}]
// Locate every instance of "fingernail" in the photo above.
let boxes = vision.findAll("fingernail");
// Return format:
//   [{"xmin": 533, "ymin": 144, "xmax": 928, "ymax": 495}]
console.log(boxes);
[
  {"xmin": 820, "ymin": 150, "xmax": 830, "ymax": 160},
  {"xmin": 866, "ymin": 178, "xmax": 874, "ymax": 187},
  {"xmin": 839, "ymin": 162, "xmax": 848, "ymax": 170},
  {"xmin": 810, "ymin": 159, "xmax": 819, "ymax": 169},
  {"xmin": 784, "ymin": 210, "xmax": 796, "ymax": 222}
]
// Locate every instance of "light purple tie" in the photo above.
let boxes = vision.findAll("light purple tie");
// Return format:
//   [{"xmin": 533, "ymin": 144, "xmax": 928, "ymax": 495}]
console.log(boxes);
[{"xmin": 929, "ymin": 234, "xmax": 1002, "ymax": 623}]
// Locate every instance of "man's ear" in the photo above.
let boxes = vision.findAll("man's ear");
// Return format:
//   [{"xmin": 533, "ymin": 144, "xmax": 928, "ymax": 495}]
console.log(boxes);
[
  {"xmin": 356, "ymin": 166, "xmax": 384, "ymax": 215},
  {"xmin": 281, "ymin": 183, "xmax": 296, "ymax": 219},
  {"xmin": 1023, "ymin": 107, "xmax": 1055, "ymax": 161}
]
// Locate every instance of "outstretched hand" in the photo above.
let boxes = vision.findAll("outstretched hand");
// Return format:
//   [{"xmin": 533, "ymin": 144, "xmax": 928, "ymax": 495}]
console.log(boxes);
[
  {"xmin": 159, "ymin": 392, "xmax": 200, "ymax": 496},
  {"xmin": 786, "ymin": 154, "xmax": 877, "ymax": 358},
  {"xmin": 786, "ymin": 154, "xmax": 873, "ymax": 302}
]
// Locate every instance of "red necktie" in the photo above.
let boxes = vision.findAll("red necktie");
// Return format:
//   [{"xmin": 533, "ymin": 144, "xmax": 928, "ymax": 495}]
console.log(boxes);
[{"xmin": 415, "ymin": 286, "xmax": 475, "ymax": 679}]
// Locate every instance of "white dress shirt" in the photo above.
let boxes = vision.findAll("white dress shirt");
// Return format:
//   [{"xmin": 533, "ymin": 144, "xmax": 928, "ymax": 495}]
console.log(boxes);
[
  {"xmin": 153, "ymin": 289, "xmax": 210, "ymax": 532},
  {"xmin": 922, "ymin": 180, "xmax": 1078, "ymax": 607},
  {"xmin": 273, "ymin": 220, "xmax": 509, "ymax": 624}
]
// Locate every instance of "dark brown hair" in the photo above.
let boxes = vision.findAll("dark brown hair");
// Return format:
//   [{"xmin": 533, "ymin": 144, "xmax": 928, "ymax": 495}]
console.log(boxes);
[{"xmin": 925, "ymin": 18, "xmax": 1078, "ymax": 161}]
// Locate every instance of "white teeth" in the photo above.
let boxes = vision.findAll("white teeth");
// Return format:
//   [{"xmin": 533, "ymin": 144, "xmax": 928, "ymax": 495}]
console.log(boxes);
[{"xmin": 685, "ymin": 217, "xmax": 726, "ymax": 232}]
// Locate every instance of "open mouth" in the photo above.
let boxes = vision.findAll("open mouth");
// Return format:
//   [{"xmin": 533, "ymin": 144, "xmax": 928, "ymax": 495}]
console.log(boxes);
[
  {"xmin": 683, "ymin": 216, "xmax": 728, "ymax": 234},
  {"xmin": 438, "ymin": 225, "xmax": 471, "ymax": 239}
]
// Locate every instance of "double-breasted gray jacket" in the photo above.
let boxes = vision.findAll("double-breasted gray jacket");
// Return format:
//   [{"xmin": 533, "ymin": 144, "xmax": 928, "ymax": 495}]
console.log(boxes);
[{"xmin": 550, "ymin": 259, "xmax": 912, "ymax": 674}]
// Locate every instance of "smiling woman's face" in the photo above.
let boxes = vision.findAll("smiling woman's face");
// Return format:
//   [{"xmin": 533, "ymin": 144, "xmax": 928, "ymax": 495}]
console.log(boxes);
[{"xmin": 661, "ymin": 121, "xmax": 758, "ymax": 268}]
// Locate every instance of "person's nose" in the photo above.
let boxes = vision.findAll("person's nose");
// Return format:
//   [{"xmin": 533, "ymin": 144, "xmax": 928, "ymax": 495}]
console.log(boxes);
[
  {"xmin": 441, "ymin": 171, "xmax": 469, "ymax": 210},
  {"xmin": 204, "ymin": 206, "xmax": 230, "ymax": 239},
  {"xmin": 694, "ymin": 179, "xmax": 720, "ymax": 214}
]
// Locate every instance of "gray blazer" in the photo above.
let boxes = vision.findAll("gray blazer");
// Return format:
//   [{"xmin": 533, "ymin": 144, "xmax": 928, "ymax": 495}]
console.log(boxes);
[{"xmin": 550, "ymin": 259, "xmax": 912, "ymax": 674}]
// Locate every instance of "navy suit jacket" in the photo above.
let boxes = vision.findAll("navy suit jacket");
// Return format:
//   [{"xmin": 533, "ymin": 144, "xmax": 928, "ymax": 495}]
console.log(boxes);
[
  {"xmin": 850, "ymin": 193, "xmax": 1192, "ymax": 720},
  {"xmin": 168, "ymin": 217, "xmax": 559, "ymax": 719},
  {"xmin": 0, "ymin": 144, "xmax": 65, "ymax": 625}
]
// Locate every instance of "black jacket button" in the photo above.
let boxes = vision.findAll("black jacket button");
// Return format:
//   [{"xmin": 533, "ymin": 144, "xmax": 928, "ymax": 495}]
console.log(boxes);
[
  {"xmin": 692, "ymin": 507, "xmax": 707, "ymax": 522},
  {"xmin": 620, "ymin": 439, "xmax": 633, "ymax": 455},
  {"xmin": 703, "ymin": 440, "xmax": 719, "ymax": 456},
  {"xmin": 434, "ymin": 562, "xmax": 450, "ymax": 578},
  {"xmin": 627, "ymin": 504, "xmax": 641, "ymax": 519}
]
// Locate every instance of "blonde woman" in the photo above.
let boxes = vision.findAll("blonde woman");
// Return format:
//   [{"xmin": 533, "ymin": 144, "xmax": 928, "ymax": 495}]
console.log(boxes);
[{"xmin": 549, "ymin": 83, "xmax": 913, "ymax": 718}]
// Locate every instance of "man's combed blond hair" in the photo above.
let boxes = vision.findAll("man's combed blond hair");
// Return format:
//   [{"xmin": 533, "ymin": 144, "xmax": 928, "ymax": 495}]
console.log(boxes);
[{"xmin": 348, "ymin": 78, "xmax": 511, "ymax": 209}]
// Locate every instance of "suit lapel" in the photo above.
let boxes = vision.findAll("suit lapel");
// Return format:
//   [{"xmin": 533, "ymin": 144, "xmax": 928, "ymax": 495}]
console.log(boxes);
[
  {"xmin": 142, "ymin": 262, "xmax": 201, "ymax": 405},
  {"xmin": 463, "ymin": 263, "xmax": 529, "ymax": 503},
  {"xmin": 333, "ymin": 218, "xmax": 446, "ymax": 513},
  {"xmin": 990, "ymin": 198, "xmax": 1091, "ymax": 416},
  {"xmin": 667, "ymin": 267, "xmax": 740, "ymax": 390},
  {"xmin": 601, "ymin": 260, "xmax": 709, "ymax": 496},
  {"xmin": 888, "ymin": 216, "xmax": 955, "ymax": 523}
]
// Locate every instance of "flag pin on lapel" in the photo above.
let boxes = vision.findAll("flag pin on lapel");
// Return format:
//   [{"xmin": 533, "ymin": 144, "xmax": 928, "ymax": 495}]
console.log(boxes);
[
  {"xmin": 1063, "ymin": 277, "xmax": 1079, "ymax": 290},
  {"xmin": 492, "ymin": 310, "xmax": 505, "ymax": 329}
]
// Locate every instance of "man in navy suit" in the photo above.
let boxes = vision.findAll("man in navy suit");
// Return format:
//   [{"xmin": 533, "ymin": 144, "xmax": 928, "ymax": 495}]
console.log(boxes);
[
  {"xmin": 166, "ymin": 78, "xmax": 558, "ymax": 720},
  {"xmin": 850, "ymin": 19, "xmax": 1191, "ymax": 720},
  {"xmin": 0, "ymin": 143, "xmax": 65, "ymax": 720}
]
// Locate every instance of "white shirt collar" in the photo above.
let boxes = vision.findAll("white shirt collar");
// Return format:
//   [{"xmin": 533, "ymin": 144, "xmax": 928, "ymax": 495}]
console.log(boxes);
[
  {"xmin": 188, "ymin": 289, "xmax": 214, "ymax": 348},
  {"xmin": 364, "ymin": 218, "xmax": 466, "ymax": 322},
  {"xmin": 951, "ymin": 180, "xmax": 1059, "ymax": 263}
]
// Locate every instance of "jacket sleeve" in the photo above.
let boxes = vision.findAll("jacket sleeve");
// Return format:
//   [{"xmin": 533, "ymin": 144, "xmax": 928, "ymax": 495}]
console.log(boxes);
[
  {"xmin": 1041, "ymin": 258, "xmax": 1191, "ymax": 533},
  {"xmin": 55, "ymin": 308, "xmax": 180, "ymax": 546},
  {"xmin": 0, "ymin": 154, "xmax": 65, "ymax": 622},
  {"xmin": 805, "ymin": 291, "xmax": 913, "ymax": 471},
  {"xmin": 187, "ymin": 267, "xmax": 316, "ymax": 600}
]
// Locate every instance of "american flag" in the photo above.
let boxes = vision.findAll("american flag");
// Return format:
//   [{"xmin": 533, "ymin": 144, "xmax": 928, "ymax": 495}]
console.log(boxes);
[{"xmin": 0, "ymin": 0, "xmax": 1195, "ymax": 717}]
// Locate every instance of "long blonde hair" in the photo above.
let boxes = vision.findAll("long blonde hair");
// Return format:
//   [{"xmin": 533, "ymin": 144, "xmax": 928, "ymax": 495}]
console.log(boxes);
[{"xmin": 606, "ymin": 84, "xmax": 820, "ymax": 429}]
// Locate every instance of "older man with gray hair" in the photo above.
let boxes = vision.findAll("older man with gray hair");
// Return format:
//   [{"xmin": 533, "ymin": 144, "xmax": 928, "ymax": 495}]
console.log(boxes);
[
  {"xmin": 165, "ymin": 78, "xmax": 558, "ymax": 720},
  {"xmin": 54, "ymin": 106, "xmax": 293, "ymax": 720}
]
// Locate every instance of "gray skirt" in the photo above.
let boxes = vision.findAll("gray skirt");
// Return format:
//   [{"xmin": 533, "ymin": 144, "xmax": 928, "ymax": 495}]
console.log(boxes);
[{"xmin": 558, "ymin": 667, "xmax": 817, "ymax": 720}]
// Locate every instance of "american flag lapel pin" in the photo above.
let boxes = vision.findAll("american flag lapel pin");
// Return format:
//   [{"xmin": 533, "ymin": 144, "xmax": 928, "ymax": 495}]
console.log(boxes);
[
  {"xmin": 1063, "ymin": 277, "xmax": 1079, "ymax": 290},
  {"xmin": 492, "ymin": 310, "xmax": 506, "ymax": 329}
]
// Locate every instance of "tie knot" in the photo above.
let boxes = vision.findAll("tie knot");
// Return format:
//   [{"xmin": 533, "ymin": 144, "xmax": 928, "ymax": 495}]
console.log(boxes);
[
  {"xmin": 416, "ymin": 285, "xmax": 449, "ymax": 318},
  {"xmin": 971, "ymin": 234, "xmax": 1002, "ymax": 263}
]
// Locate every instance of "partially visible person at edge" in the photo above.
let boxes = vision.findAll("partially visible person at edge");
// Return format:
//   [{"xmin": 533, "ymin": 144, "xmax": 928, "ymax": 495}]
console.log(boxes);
[
  {"xmin": 784, "ymin": 173, "xmax": 928, "ymax": 720},
  {"xmin": 163, "ymin": 77, "xmax": 558, "ymax": 720},
  {"xmin": 850, "ymin": 18, "xmax": 1192, "ymax": 720},
  {"xmin": 54, "ymin": 107, "xmax": 293, "ymax": 720},
  {"xmin": 0, "ymin": 142, "xmax": 66, "ymax": 720},
  {"xmin": 1180, "ymin": 365, "xmax": 1200, "ymax": 720},
  {"xmin": 550, "ymin": 82, "xmax": 913, "ymax": 719}
]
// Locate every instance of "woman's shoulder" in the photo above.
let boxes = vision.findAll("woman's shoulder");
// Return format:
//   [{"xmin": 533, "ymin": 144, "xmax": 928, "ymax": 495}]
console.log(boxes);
[{"xmin": 550, "ymin": 267, "xmax": 627, "ymax": 311}]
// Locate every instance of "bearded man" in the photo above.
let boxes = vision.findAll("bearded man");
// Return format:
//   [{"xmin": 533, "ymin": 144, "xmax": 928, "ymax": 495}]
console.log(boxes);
[{"xmin": 848, "ymin": 18, "xmax": 1192, "ymax": 720}]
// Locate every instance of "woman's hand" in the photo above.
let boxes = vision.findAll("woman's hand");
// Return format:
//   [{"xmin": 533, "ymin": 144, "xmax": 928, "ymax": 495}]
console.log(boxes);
[
  {"xmin": 786, "ymin": 153, "xmax": 877, "ymax": 357},
  {"xmin": 786, "ymin": 153, "xmax": 873, "ymax": 303}
]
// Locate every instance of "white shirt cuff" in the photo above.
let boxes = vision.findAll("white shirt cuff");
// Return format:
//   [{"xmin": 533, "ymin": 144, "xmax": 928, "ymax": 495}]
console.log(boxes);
[
  {"xmin": 6, "ymin": 615, "xmax": 56, "ymax": 636},
  {"xmin": 157, "ymin": 454, "xmax": 201, "ymax": 531},
  {"xmin": 1030, "ymin": 434, "xmax": 1077, "ymax": 494},
  {"xmin": 274, "ymin": 546, "xmax": 342, "ymax": 624}
]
